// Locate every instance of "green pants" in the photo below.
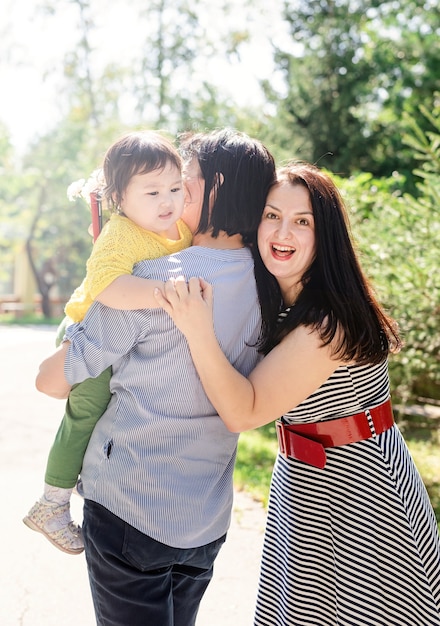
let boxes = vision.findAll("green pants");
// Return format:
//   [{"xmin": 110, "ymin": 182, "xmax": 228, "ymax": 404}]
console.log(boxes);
[{"xmin": 44, "ymin": 317, "xmax": 112, "ymax": 489}]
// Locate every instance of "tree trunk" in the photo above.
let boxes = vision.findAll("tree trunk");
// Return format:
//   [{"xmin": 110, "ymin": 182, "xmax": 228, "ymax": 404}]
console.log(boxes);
[{"xmin": 25, "ymin": 187, "xmax": 57, "ymax": 319}]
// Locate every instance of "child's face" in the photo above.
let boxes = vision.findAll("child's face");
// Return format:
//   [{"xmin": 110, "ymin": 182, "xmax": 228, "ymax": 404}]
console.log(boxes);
[{"xmin": 120, "ymin": 163, "xmax": 184, "ymax": 235}]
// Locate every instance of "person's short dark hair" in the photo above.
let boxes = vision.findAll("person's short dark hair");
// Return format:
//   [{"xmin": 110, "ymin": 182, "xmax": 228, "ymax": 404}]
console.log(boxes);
[
  {"xmin": 102, "ymin": 131, "xmax": 182, "ymax": 210},
  {"xmin": 179, "ymin": 129, "xmax": 276, "ymax": 243}
]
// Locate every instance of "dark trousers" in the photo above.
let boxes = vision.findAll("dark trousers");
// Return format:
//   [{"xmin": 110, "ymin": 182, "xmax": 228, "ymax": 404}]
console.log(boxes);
[{"xmin": 82, "ymin": 499, "xmax": 226, "ymax": 626}]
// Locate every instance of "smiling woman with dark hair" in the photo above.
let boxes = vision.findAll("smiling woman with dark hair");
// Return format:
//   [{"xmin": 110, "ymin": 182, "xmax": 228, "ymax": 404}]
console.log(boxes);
[{"xmin": 156, "ymin": 161, "xmax": 440, "ymax": 626}]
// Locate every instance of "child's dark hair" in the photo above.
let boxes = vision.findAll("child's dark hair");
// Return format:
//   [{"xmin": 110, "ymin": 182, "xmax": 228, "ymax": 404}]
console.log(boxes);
[
  {"xmin": 254, "ymin": 162, "xmax": 401, "ymax": 363},
  {"xmin": 102, "ymin": 131, "xmax": 182, "ymax": 211},
  {"xmin": 179, "ymin": 129, "xmax": 276, "ymax": 243}
]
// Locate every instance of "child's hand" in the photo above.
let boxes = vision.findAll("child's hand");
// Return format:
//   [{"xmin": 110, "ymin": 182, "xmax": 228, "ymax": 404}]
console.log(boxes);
[{"xmin": 154, "ymin": 277, "xmax": 214, "ymax": 340}]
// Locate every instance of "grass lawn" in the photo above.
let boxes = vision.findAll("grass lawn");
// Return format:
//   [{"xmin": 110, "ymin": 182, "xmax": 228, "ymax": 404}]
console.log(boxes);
[{"xmin": 0, "ymin": 313, "xmax": 63, "ymax": 326}]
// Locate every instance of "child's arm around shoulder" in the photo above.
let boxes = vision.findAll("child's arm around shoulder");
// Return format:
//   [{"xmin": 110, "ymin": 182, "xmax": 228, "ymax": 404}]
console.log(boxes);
[{"xmin": 97, "ymin": 275, "xmax": 165, "ymax": 309}]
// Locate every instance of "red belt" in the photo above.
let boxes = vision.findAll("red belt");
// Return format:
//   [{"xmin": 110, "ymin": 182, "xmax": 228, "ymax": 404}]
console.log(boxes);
[{"xmin": 276, "ymin": 399, "xmax": 394, "ymax": 469}]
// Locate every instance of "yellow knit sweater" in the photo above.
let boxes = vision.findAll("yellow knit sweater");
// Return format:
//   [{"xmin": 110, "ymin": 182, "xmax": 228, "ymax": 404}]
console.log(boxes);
[{"xmin": 65, "ymin": 214, "xmax": 192, "ymax": 322}]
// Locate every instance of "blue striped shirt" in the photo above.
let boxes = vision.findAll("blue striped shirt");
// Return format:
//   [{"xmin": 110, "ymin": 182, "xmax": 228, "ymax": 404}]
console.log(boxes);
[{"xmin": 64, "ymin": 246, "xmax": 261, "ymax": 548}]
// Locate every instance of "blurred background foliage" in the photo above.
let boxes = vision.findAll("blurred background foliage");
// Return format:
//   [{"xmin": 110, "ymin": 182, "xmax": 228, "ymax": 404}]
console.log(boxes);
[{"xmin": 0, "ymin": 0, "xmax": 439, "ymax": 410}]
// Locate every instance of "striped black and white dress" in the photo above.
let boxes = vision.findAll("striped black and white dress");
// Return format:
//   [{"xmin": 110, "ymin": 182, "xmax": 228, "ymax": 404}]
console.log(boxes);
[{"xmin": 254, "ymin": 359, "xmax": 440, "ymax": 626}]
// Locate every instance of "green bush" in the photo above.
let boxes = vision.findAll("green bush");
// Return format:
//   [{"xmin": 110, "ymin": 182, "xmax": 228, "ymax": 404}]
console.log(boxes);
[{"xmin": 335, "ymin": 98, "xmax": 440, "ymax": 405}]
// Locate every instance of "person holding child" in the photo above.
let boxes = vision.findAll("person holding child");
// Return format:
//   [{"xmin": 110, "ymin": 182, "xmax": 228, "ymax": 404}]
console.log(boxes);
[
  {"xmin": 35, "ymin": 128, "xmax": 276, "ymax": 625},
  {"xmin": 156, "ymin": 162, "xmax": 440, "ymax": 626},
  {"xmin": 24, "ymin": 130, "xmax": 191, "ymax": 554}
]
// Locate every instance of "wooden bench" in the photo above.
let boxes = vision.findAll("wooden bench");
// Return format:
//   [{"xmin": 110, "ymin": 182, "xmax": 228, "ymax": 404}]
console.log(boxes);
[{"xmin": 0, "ymin": 301, "xmax": 35, "ymax": 318}]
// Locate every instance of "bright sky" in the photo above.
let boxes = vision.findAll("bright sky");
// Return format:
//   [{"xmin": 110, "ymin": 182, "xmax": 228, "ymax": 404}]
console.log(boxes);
[{"xmin": 0, "ymin": 0, "xmax": 288, "ymax": 154}]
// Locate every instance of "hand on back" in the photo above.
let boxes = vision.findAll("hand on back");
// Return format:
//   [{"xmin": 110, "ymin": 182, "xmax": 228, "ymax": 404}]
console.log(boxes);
[{"xmin": 155, "ymin": 276, "xmax": 214, "ymax": 342}]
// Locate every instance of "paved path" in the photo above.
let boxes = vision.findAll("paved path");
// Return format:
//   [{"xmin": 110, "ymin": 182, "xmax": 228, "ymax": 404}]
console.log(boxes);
[{"xmin": 0, "ymin": 324, "xmax": 267, "ymax": 625}]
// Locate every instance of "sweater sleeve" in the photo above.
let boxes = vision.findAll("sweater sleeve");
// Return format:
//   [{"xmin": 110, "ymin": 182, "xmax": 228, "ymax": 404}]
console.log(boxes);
[
  {"xmin": 64, "ymin": 215, "xmax": 191, "ymax": 322},
  {"xmin": 83, "ymin": 215, "xmax": 144, "ymax": 300}
]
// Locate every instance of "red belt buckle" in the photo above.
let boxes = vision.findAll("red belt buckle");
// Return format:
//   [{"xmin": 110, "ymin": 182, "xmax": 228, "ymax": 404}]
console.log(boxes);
[
  {"xmin": 276, "ymin": 420, "xmax": 327, "ymax": 469},
  {"xmin": 289, "ymin": 432, "xmax": 327, "ymax": 469}
]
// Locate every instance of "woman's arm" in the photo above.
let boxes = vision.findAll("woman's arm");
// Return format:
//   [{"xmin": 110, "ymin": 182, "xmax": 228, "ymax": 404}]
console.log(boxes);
[
  {"xmin": 36, "ymin": 341, "xmax": 72, "ymax": 399},
  {"xmin": 155, "ymin": 278, "xmax": 344, "ymax": 432},
  {"xmin": 96, "ymin": 275, "xmax": 165, "ymax": 309}
]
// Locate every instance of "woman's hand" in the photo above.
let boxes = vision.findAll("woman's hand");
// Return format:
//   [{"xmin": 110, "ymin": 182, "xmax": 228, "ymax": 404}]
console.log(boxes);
[{"xmin": 154, "ymin": 276, "xmax": 214, "ymax": 341}]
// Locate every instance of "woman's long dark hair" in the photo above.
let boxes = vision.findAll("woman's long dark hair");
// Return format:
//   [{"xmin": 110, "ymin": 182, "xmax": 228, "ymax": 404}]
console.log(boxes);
[{"xmin": 254, "ymin": 162, "xmax": 401, "ymax": 364}]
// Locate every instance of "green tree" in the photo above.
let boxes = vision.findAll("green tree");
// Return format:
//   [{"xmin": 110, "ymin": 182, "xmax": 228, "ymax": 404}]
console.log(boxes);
[
  {"xmin": 10, "ymin": 0, "xmax": 140, "ymax": 316},
  {"xmin": 0, "ymin": 0, "xmax": 287, "ymax": 317},
  {"xmin": 132, "ymin": 0, "xmax": 204, "ymax": 127},
  {"xmin": 265, "ymin": 0, "xmax": 440, "ymax": 183},
  {"xmin": 0, "ymin": 125, "xmax": 22, "ymax": 290},
  {"xmin": 127, "ymin": 0, "xmax": 263, "ymax": 132},
  {"xmin": 340, "ymin": 96, "xmax": 440, "ymax": 404}
]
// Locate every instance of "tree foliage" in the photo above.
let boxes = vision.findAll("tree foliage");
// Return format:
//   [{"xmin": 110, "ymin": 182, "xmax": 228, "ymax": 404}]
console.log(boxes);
[
  {"xmin": 264, "ymin": 0, "xmax": 440, "ymax": 184},
  {"xmin": 340, "ymin": 95, "xmax": 440, "ymax": 403},
  {"xmin": 0, "ymin": 126, "xmax": 23, "ymax": 288},
  {"xmin": 1, "ymin": 0, "xmax": 439, "ymax": 407}
]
